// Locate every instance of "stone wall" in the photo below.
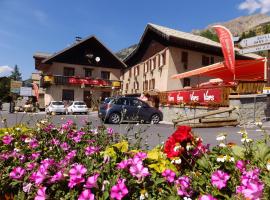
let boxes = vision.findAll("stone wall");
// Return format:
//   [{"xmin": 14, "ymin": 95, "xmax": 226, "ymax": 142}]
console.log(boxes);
[{"xmin": 160, "ymin": 94, "xmax": 267, "ymax": 124}]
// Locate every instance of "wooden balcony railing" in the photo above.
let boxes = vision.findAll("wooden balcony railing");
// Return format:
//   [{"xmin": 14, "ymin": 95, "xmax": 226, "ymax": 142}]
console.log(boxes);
[{"xmin": 41, "ymin": 75, "xmax": 122, "ymax": 89}]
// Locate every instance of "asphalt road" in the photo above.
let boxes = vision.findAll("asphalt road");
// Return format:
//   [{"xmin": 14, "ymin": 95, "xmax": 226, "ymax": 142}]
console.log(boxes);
[{"xmin": 1, "ymin": 110, "xmax": 269, "ymax": 149}]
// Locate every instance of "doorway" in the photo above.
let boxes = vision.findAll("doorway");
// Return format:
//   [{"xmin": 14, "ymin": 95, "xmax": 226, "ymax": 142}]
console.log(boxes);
[{"xmin": 84, "ymin": 91, "xmax": 92, "ymax": 108}]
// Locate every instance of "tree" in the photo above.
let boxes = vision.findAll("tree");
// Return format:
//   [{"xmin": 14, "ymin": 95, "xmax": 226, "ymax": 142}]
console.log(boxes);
[
  {"xmin": 199, "ymin": 30, "xmax": 219, "ymax": 42},
  {"xmin": 9, "ymin": 65, "xmax": 22, "ymax": 81},
  {"xmin": 0, "ymin": 77, "xmax": 11, "ymax": 101}
]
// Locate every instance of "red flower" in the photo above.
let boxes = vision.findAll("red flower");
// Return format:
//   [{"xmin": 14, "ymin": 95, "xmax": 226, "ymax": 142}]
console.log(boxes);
[
  {"xmin": 164, "ymin": 126, "xmax": 193, "ymax": 158},
  {"xmin": 172, "ymin": 126, "xmax": 193, "ymax": 143}
]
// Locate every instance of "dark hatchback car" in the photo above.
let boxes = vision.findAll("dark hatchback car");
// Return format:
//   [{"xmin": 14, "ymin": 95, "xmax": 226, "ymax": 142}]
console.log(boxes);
[{"xmin": 98, "ymin": 97, "xmax": 163, "ymax": 124}]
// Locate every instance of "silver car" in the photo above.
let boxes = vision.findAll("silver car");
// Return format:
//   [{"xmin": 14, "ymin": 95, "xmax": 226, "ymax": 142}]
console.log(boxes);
[
  {"xmin": 66, "ymin": 101, "xmax": 88, "ymax": 115},
  {"xmin": 46, "ymin": 101, "xmax": 66, "ymax": 115}
]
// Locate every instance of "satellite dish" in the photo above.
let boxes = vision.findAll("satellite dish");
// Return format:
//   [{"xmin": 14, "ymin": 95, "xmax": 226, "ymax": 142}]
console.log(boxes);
[{"xmin": 95, "ymin": 57, "xmax": 100, "ymax": 63}]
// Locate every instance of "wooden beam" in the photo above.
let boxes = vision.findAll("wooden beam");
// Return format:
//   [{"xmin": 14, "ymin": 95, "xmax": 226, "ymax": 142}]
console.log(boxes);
[
  {"xmin": 177, "ymin": 121, "xmax": 239, "ymax": 128},
  {"xmin": 199, "ymin": 117, "xmax": 238, "ymax": 123},
  {"xmin": 172, "ymin": 107, "xmax": 236, "ymax": 124}
]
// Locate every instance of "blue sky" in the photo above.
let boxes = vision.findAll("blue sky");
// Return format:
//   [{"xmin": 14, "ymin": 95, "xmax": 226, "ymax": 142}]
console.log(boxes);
[{"xmin": 0, "ymin": 0, "xmax": 268, "ymax": 79}]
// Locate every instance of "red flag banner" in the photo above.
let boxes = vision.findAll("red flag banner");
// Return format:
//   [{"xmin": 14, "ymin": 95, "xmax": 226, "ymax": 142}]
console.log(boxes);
[
  {"xmin": 213, "ymin": 25, "xmax": 235, "ymax": 75},
  {"xmin": 32, "ymin": 83, "xmax": 39, "ymax": 101}
]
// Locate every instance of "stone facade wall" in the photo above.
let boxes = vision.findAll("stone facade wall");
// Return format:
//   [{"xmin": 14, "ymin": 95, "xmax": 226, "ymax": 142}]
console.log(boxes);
[{"xmin": 160, "ymin": 95, "xmax": 267, "ymax": 124}]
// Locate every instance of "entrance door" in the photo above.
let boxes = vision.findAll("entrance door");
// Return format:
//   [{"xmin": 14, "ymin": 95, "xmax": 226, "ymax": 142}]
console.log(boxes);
[{"xmin": 84, "ymin": 91, "xmax": 92, "ymax": 108}]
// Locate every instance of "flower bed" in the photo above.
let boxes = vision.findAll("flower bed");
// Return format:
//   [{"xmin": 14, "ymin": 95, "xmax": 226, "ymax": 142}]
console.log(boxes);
[{"xmin": 0, "ymin": 119, "xmax": 270, "ymax": 199}]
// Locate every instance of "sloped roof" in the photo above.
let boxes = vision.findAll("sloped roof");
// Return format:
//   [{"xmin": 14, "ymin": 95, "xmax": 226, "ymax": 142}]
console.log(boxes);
[
  {"xmin": 39, "ymin": 36, "xmax": 126, "ymax": 69},
  {"xmin": 124, "ymin": 23, "xmax": 261, "ymax": 65},
  {"xmin": 33, "ymin": 52, "xmax": 52, "ymax": 59}
]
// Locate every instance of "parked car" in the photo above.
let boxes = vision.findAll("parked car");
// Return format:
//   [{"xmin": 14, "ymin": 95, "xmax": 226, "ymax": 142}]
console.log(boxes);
[
  {"xmin": 66, "ymin": 101, "xmax": 88, "ymax": 115},
  {"xmin": 45, "ymin": 101, "xmax": 66, "ymax": 115},
  {"xmin": 98, "ymin": 97, "xmax": 163, "ymax": 124}
]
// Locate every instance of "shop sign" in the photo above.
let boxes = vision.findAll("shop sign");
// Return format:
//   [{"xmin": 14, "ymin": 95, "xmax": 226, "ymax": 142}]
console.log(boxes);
[
  {"xmin": 167, "ymin": 88, "xmax": 222, "ymax": 105},
  {"xmin": 10, "ymin": 80, "xmax": 22, "ymax": 94},
  {"xmin": 20, "ymin": 87, "xmax": 33, "ymax": 96},
  {"xmin": 263, "ymin": 87, "xmax": 270, "ymax": 94}
]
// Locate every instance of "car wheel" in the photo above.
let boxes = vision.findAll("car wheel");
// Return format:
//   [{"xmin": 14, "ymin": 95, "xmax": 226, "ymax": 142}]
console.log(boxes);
[
  {"xmin": 150, "ymin": 114, "xmax": 161, "ymax": 124},
  {"xmin": 109, "ymin": 113, "xmax": 121, "ymax": 124}
]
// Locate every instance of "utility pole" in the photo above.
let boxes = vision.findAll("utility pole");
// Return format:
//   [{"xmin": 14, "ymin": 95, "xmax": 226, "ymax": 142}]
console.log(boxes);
[{"xmin": 266, "ymin": 51, "xmax": 270, "ymax": 120}]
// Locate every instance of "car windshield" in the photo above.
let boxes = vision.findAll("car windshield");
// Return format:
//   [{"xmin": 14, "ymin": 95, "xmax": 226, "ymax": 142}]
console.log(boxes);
[
  {"xmin": 52, "ymin": 101, "xmax": 64, "ymax": 105},
  {"xmin": 103, "ymin": 98, "xmax": 113, "ymax": 104},
  {"xmin": 74, "ymin": 102, "xmax": 86, "ymax": 105}
]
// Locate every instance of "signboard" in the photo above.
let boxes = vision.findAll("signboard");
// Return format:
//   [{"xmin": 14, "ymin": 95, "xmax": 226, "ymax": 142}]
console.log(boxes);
[
  {"xmin": 263, "ymin": 87, "xmax": 270, "ymax": 94},
  {"xmin": 213, "ymin": 25, "xmax": 235, "ymax": 75},
  {"xmin": 167, "ymin": 88, "xmax": 223, "ymax": 105},
  {"xmin": 10, "ymin": 80, "xmax": 22, "ymax": 94},
  {"xmin": 20, "ymin": 87, "xmax": 33, "ymax": 96},
  {"xmin": 239, "ymin": 43, "xmax": 270, "ymax": 54},
  {"xmin": 239, "ymin": 33, "xmax": 270, "ymax": 48}
]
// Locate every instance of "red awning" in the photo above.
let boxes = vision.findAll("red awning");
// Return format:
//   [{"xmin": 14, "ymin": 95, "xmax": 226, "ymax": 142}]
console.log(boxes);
[{"xmin": 171, "ymin": 58, "xmax": 266, "ymax": 82}]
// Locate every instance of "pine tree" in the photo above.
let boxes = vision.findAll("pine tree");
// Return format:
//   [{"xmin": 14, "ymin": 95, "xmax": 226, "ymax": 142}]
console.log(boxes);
[{"xmin": 9, "ymin": 65, "xmax": 22, "ymax": 81}]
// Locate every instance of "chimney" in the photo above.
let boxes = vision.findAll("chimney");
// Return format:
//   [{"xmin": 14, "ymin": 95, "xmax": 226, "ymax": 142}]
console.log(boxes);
[{"xmin": 75, "ymin": 36, "xmax": 82, "ymax": 43}]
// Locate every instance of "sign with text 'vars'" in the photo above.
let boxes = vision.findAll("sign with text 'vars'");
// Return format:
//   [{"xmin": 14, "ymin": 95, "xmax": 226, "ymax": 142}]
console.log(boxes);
[{"xmin": 239, "ymin": 33, "xmax": 270, "ymax": 48}]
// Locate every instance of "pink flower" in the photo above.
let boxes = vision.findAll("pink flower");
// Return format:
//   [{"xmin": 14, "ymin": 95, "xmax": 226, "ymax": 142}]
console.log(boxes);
[
  {"xmin": 162, "ymin": 169, "xmax": 176, "ymax": 183},
  {"xmin": 68, "ymin": 177, "xmax": 85, "ymax": 189},
  {"xmin": 34, "ymin": 187, "xmax": 46, "ymax": 200},
  {"xmin": 65, "ymin": 150, "xmax": 77, "ymax": 160},
  {"xmin": 129, "ymin": 163, "xmax": 150, "ymax": 180},
  {"xmin": 29, "ymin": 138, "xmax": 39, "ymax": 148},
  {"xmin": 236, "ymin": 160, "xmax": 246, "ymax": 172},
  {"xmin": 60, "ymin": 142, "xmax": 70, "ymax": 151},
  {"xmin": 30, "ymin": 152, "xmax": 41, "ymax": 160},
  {"xmin": 117, "ymin": 160, "xmax": 129, "ymax": 169},
  {"xmin": 2, "ymin": 135, "xmax": 13, "ymax": 144},
  {"xmin": 84, "ymin": 173, "xmax": 99, "ymax": 188},
  {"xmin": 68, "ymin": 164, "xmax": 87, "ymax": 188},
  {"xmin": 110, "ymin": 179, "xmax": 128, "ymax": 200},
  {"xmin": 211, "ymin": 170, "xmax": 230, "ymax": 190},
  {"xmin": 69, "ymin": 164, "xmax": 87, "ymax": 178},
  {"xmin": 27, "ymin": 162, "xmax": 37, "ymax": 171},
  {"xmin": 50, "ymin": 138, "xmax": 60, "ymax": 145},
  {"xmin": 85, "ymin": 146, "xmax": 99, "ymax": 156},
  {"xmin": 134, "ymin": 152, "xmax": 147, "ymax": 160},
  {"xmin": 107, "ymin": 127, "xmax": 114, "ymax": 135},
  {"xmin": 237, "ymin": 181, "xmax": 264, "ymax": 200},
  {"xmin": 30, "ymin": 170, "xmax": 46, "ymax": 185},
  {"xmin": 50, "ymin": 171, "xmax": 64, "ymax": 183},
  {"xmin": 175, "ymin": 176, "xmax": 192, "ymax": 197},
  {"xmin": 9, "ymin": 166, "xmax": 25, "ymax": 180},
  {"xmin": 78, "ymin": 189, "xmax": 95, "ymax": 200},
  {"xmin": 199, "ymin": 194, "xmax": 217, "ymax": 200}
]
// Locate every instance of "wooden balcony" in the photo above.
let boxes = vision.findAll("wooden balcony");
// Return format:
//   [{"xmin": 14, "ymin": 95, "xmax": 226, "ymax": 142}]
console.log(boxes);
[{"xmin": 40, "ymin": 75, "xmax": 122, "ymax": 89}]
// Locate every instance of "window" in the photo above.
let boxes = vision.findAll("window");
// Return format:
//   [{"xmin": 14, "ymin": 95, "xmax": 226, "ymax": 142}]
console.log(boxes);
[
  {"xmin": 130, "ymin": 99, "xmax": 142, "ymax": 107},
  {"xmin": 84, "ymin": 68, "xmax": 92, "ymax": 77},
  {"xmin": 64, "ymin": 67, "xmax": 75, "ymax": 76},
  {"xmin": 210, "ymin": 56, "xmax": 215, "ymax": 64},
  {"xmin": 62, "ymin": 89, "xmax": 74, "ymax": 101},
  {"xmin": 135, "ymin": 82, "xmax": 139, "ymax": 90},
  {"xmin": 125, "ymin": 83, "xmax": 129, "ymax": 90},
  {"xmin": 182, "ymin": 51, "xmax": 188, "ymax": 70},
  {"xmin": 134, "ymin": 65, "xmax": 140, "ymax": 76},
  {"xmin": 143, "ymin": 80, "xmax": 148, "ymax": 91},
  {"xmin": 101, "ymin": 71, "xmax": 110, "ymax": 80},
  {"xmin": 149, "ymin": 79, "xmax": 155, "ymax": 90},
  {"xmin": 160, "ymin": 51, "xmax": 166, "ymax": 66},
  {"xmin": 151, "ymin": 58, "xmax": 156, "ymax": 70},
  {"xmin": 116, "ymin": 98, "xmax": 128, "ymax": 105},
  {"xmin": 129, "ymin": 69, "xmax": 132, "ymax": 77},
  {"xmin": 202, "ymin": 55, "xmax": 210, "ymax": 66},
  {"xmin": 183, "ymin": 78, "xmax": 190, "ymax": 87}
]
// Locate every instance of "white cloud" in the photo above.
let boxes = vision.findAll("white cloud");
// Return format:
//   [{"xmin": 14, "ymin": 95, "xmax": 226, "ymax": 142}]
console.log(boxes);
[
  {"xmin": 0, "ymin": 65, "xmax": 14, "ymax": 74},
  {"xmin": 239, "ymin": 0, "xmax": 270, "ymax": 14}
]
